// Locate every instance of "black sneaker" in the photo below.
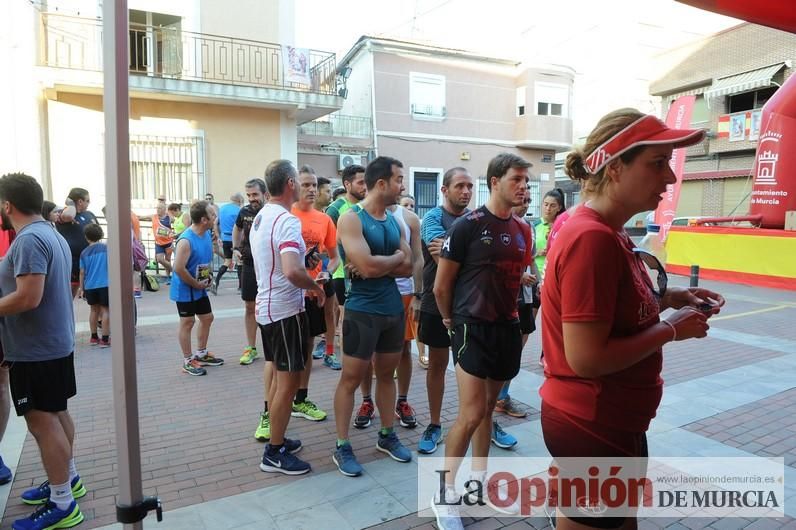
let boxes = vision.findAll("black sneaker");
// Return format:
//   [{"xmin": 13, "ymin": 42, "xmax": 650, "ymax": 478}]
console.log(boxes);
[
  {"xmin": 395, "ymin": 400, "xmax": 417, "ymax": 428},
  {"xmin": 353, "ymin": 400, "xmax": 375, "ymax": 429}
]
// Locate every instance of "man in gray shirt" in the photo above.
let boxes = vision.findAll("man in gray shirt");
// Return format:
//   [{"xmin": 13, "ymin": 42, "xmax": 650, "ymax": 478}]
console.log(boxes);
[{"xmin": 0, "ymin": 173, "xmax": 86, "ymax": 530}]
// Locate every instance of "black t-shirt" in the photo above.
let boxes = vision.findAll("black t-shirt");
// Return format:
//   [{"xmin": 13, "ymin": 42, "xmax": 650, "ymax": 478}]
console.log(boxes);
[
  {"xmin": 56, "ymin": 210, "xmax": 98, "ymax": 258},
  {"xmin": 419, "ymin": 206, "xmax": 468, "ymax": 315},
  {"xmin": 234, "ymin": 204, "xmax": 261, "ymax": 265},
  {"xmin": 441, "ymin": 206, "xmax": 532, "ymax": 324}
]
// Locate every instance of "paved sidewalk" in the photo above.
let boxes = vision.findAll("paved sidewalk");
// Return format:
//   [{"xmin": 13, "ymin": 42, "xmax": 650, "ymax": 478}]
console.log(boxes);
[{"xmin": 1, "ymin": 276, "xmax": 795, "ymax": 529}]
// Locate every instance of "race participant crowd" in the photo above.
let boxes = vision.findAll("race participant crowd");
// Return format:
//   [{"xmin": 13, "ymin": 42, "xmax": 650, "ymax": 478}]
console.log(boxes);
[{"xmin": 0, "ymin": 108, "xmax": 727, "ymax": 530}]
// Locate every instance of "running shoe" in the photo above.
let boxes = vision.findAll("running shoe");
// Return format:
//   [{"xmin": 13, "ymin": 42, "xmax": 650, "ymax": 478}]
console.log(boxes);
[
  {"xmin": 133, "ymin": 289, "xmax": 142, "ymax": 299},
  {"xmin": 417, "ymin": 424, "xmax": 443, "ymax": 454},
  {"xmin": 283, "ymin": 438, "xmax": 302, "ymax": 454},
  {"xmin": 182, "ymin": 358, "xmax": 207, "ymax": 376},
  {"xmin": 323, "ymin": 354, "xmax": 342, "ymax": 370},
  {"xmin": 312, "ymin": 339, "xmax": 326, "ymax": 360},
  {"xmin": 291, "ymin": 399, "xmax": 327, "ymax": 421},
  {"xmin": 353, "ymin": 400, "xmax": 375, "ymax": 429},
  {"xmin": 376, "ymin": 431, "xmax": 412, "ymax": 463},
  {"xmin": 431, "ymin": 489, "xmax": 464, "ymax": 530},
  {"xmin": 89, "ymin": 337, "xmax": 99, "ymax": 346},
  {"xmin": 491, "ymin": 421, "xmax": 518, "ymax": 449},
  {"xmin": 100, "ymin": 338, "xmax": 110, "ymax": 349},
  {"xmin": 254, "ymin": 412, "xmax": 270, "ymax": 441},
  {"xmin": 21, "ymin": 475, "xmax": 87, "ymax": 505},
  {"xmin": 332, "ymin": 443, "xmax": 363, "ymax": 477},
  {"xmin": 12, "ymin": 500, "xmax": 84, "ymax": 530},
  {"xmin": 395, "ymin": 401, "xmax": 417, "ymax": 428},
  {"xmin": 0, "ymin": 456, "xmax": 11, "ymax": 485},
  {"xmin": 196, "ymin": 352, "xmax": 224, "ymax": 366},
  {"xmin": 208, "ymin": 281, "xmax": 218, "ymax": 295},
  {"xmin": 259, "ymin": 445, "xmax": 311, "ymax": 475},
  {"xmin": 239, "ymin": 346, "xmax": 258, "ymax": 365},
  {"xmin": 494, "ymin": 396, "xmax": 527, "ymax": 418}
]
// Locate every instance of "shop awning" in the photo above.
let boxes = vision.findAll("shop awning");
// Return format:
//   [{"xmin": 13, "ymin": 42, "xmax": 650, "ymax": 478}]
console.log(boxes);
[{"xmin": 705, "ymin": 63, "xmax": 785, "ymax": 100}]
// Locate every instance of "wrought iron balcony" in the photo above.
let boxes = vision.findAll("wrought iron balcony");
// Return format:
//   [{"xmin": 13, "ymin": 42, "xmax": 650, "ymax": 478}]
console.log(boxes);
[
  {"xmin": 40, "ymin": 13, "xmax": 338, "ymax": 96},
  {"xmin": 297, "ymin": 114, "xmax": 373, "ymax": 138}
]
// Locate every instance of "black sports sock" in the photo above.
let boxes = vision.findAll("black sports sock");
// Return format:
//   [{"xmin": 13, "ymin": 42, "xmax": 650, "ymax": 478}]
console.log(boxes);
[
  {"xmin": 91, "ymin": 333, "xmax": 99, "ymax": 339},
  {"xmin": 295, "ymin": 388, "xmax": 308, "ymax": 404},
  {"xmin": 215, "ymin": 265, "xmax": 228, "ymax": 285},
  {"xmin": 263, "ymin": 401, "xmax": 268, "ymax": 413},
  {"xmin": 397, "ymin": 395, "xmax": 407, "ymax": 403},
  {"xmin": 362, "ymin": 394, "xmax": 372, "ymax": 402}
]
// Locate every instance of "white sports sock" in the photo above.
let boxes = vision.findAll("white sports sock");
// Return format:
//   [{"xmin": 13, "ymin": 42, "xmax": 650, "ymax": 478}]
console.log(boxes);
[
  {"xmin": 50, "ymin": 480, "xmax": 75, "ymax": 511},
  {"xmin": 68, "ymin": 458, "xmax": 78, "ymax": 481}
]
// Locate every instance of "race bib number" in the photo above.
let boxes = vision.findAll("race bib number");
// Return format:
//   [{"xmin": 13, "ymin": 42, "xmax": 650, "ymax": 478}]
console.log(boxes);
[{"xmin": 195, "ymin": 263, "xmax": 211, "ymax": 282}]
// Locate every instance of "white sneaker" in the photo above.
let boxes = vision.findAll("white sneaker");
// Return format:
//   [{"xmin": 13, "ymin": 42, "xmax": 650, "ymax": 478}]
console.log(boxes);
[{"xmin": 430, "ymin": 489, "xmax": 464, "ymax": 530}]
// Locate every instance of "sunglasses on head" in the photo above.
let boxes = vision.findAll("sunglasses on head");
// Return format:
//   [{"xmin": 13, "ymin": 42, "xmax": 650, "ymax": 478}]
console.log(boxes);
[{"xmin": 632, "ymin": 248, "xmax": 667, "ymax": 298}]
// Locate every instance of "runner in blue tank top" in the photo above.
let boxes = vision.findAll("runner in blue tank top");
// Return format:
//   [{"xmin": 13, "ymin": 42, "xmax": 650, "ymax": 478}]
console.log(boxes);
[
  {"xmin": 170, "ymin": 201, "xmax": 225, "ymax": 376},
  {"xmin": 332, "ymin": 156, "xmax": 414, "ymax": 477}
]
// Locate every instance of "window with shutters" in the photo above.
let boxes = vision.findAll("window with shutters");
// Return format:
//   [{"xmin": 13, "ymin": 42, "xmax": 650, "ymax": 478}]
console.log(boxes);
[{"xmin": 410, "ymin": 72, "xmax": 446, "ymax": 120}]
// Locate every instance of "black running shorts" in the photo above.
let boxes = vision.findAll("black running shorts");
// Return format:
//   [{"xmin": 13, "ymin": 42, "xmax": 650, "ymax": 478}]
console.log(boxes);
[
  {"xmin": 176, "ymin": 296, "xmax": 212, "ymax": 317},
  {"xmin": 304, "ymin": 297, "xmax": 327, "ymax": 337},
  {"xmin": 240, "ymin": 263, "xmax": 257, "ymax": 302},
  {"xmin": 84, "ymin": 287, "xmax": 109, "ymax": 307},
  {"xmin": 259, "ymin": 312, "xmax": 309, "ymax": 372},
  {"xmin": 451, "ymin": 321, "xmax": 522, "ymax": 381},
  {"xmin": 333, "ymin": 278, "xmax": 347, "ymax": 306},
  {"xmin": 418, "ymin": 311, "xmax": 451, "ymax": 349},
  {"xmin": 8, "ymin": 353, "xmax": 77, "ymax": 416},
  {"xmin": 222, "ymin": 241, "xmax": 233, "ymax": 259},
  {"xmin": 518, "ymin": 302, "xmax": 536, "ymax": 335},
  {"xmin": 342, "ymin": 309, "xmax": 404, "ymax": 360}
]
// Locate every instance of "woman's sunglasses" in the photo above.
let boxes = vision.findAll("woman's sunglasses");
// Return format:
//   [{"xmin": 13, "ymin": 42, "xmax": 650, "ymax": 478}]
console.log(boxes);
[{"xmin": 632, "ymin": 248, "xmax": 668, "ymax": 298}]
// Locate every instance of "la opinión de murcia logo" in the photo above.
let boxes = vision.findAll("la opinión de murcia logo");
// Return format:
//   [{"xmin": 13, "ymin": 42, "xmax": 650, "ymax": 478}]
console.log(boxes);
[{"xmin": 754, "ymin": 131, "xmax": 782, "ymax": 186}]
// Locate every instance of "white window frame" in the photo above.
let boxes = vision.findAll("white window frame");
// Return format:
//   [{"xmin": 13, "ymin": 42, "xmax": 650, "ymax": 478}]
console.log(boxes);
[
  {"xmin": 516, "ymin": 85, "xmax": 526, "ymax": 116},
  {"xmin": 534, "ymin": 81, "xmax": 570, "ymax": 118},
  {"xmin": 409, "ymin": 72, "xmax": 446, "ymax": 121},
  {"xmin": 408, "ymin": 167, "xmax": 444, "ymax": 207}
]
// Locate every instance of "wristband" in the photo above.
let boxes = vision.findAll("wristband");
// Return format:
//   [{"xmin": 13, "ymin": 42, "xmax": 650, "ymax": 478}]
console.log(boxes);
[{"xmin": 661, "ymin": 320, "xmax": 677, "ymax": 342}]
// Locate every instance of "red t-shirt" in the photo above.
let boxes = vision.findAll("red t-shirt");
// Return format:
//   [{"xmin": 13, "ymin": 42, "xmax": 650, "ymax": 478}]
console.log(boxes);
[{"xmin": 539, "ymin": 206, "xmax": 663, "ymax": 432}]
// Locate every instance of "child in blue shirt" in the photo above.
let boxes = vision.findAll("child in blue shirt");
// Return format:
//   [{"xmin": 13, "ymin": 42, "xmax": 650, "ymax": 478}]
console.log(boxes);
[{"xmin": 79, "ymin": 224, "xmax": 110, "ymax": 347}]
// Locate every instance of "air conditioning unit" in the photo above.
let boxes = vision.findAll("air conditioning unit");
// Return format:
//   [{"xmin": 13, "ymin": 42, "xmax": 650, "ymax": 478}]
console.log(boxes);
[{"xmin": 338, "ymin": 153, "xmax": 361, "ymax": 170}]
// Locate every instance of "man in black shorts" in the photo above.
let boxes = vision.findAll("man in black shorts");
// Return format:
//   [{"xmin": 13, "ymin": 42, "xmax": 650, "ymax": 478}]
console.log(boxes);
[
  {"xmin": 0, "ymin": 173, "xmax": 86, "ymax": 529},
  {"xmin": 332, "ymin": 156, "xmax": 413, "ymax": 477},
  {"xmin": 431, "ymin": 153, "xmax": 533, "ymax": 527},
  {"xmin": 55, "ymin": 187, "xmax": 98, "ymax": 299},
  {"xmin": 234, "ymin": 179, "xmax": 267, "ymax": 367},
  {"xmin": 289, "ymin": 168, "xmax": 339, "ymax": 422},
  {"xmin": 233, "ymin": 179, "xmax": 275, "ymax": 443},
  {"xmin": 416, "ymin": 167, "xmax": 473, "ymax": 455},
  {"xmin": 250, "ymin": 160, "xmax": 326, "ymax": 475}
]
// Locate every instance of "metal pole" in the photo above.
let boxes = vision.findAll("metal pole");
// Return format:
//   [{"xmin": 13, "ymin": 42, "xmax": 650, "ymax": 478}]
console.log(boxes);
[
  {"xmin": 690, "ymin": 264, "xmax": 700, "ymax": 287},
  {"xmin": 103, "ymin": 1, "xmax": 144, "ymax": 529}
]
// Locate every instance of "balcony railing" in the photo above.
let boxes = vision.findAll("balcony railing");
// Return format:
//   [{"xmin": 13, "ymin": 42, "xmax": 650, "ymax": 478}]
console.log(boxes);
[
  {"xmin": 297, "ymin": 114, "xmax": 372, "ymax": 138},
  {"xmin": 40, "ymin": 12, "xmax": 338, "ymax": 96}
]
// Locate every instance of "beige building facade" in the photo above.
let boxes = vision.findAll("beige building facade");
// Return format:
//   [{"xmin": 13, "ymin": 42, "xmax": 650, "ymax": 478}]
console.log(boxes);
[
  {"xmin": 1, "ymin": 0, "xmax": 342, "ymax": 212},
  {"xmin": 298, "ymin": 36, "xmax": 574, "ymax": 219}
]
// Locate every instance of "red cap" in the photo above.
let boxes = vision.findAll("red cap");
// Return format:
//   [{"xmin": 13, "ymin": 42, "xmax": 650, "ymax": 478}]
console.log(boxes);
[{"xmin": 584, "ymin": 115, "xmax": 705, "ymax": 175}]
